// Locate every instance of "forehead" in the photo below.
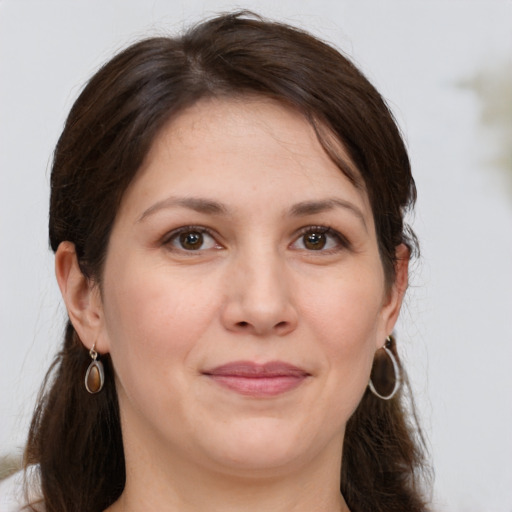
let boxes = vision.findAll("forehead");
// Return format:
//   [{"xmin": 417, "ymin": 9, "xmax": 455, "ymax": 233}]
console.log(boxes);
[{"xmin": 122, "ymin": 96, "xmax": 372, "ymax": 220}]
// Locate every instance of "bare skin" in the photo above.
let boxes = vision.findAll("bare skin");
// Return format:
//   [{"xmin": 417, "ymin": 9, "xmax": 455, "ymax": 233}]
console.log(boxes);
[{"xmin": 56, "ymin": 97, "xmax": 408, "ymax": 512}]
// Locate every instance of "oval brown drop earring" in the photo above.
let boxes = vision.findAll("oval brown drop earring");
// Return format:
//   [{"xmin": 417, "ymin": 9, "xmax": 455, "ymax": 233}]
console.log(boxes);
[{"xmin": 85, "ymin": 344, "xmax": 105, "ymax": 394}]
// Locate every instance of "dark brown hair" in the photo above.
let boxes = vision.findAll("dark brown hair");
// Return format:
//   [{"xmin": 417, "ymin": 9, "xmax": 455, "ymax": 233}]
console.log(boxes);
[{"xmin": 25, "ymin": 11, "xmax": 429, "ymax": 512}]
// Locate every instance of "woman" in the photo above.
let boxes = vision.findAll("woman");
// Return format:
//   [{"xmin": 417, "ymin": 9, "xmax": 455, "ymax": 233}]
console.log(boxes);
[{"xmin": 11, "ymin": 10, "xmax": 429, "ymax": 512}]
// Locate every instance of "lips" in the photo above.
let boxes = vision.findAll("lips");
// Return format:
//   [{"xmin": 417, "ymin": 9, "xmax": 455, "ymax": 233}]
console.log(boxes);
[{"xmin": 203, "ymin": 361, "xmax": 310, "ymax": 397}]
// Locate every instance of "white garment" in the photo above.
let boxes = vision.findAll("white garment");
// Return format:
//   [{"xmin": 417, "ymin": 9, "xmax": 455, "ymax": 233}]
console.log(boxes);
[{"xmin": 0, "ymin": 469, "xmax": 43, "ymax": 512}]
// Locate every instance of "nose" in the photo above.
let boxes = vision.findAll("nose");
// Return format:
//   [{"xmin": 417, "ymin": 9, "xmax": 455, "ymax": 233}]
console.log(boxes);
[{"xmin": 220, "ymin": 249, "xmax": 298, "ymax": 337}]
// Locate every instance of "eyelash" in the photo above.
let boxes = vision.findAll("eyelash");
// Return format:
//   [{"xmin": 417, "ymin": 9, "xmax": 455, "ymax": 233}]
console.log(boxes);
[
  {"xmin": 162, "ymin": 226, "xmax": 220, "ymax": 252},
  {"xmin": 161, "ymin": 225, "xmax": 350, "ymax": 253},
  {"xmin": 292, "ymin": 225, "xmax": 351, "ymax": 253}
]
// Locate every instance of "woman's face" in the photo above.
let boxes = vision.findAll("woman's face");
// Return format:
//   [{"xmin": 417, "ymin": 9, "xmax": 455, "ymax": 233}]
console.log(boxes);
[{"xmin": 89, "ymin": 97, "xmax": 405, "ymax": 477}]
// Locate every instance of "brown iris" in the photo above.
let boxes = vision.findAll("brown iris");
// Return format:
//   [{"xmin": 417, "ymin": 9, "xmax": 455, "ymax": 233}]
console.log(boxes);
[
  {"xmin": 303, "ymin": 232, "xmax": 326, "ymax": 250},
  {"xmin": 179, "ymin": 231, "xmax": 203, "ymax": 250}
]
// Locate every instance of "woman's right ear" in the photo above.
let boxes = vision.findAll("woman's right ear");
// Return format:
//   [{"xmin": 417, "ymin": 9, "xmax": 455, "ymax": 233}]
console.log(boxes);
[{"xmin": 55, "ymin": 241, "xmax": 105, "ymax": 351}]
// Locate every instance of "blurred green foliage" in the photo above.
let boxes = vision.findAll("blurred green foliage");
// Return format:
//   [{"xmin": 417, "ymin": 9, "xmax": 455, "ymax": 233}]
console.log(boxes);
[
  {"xmin": 459, "ymin": 60, "xmax": 512, "ymax": 193},
  {"xmin": 0, "ymin": 452, "xmax": 23, "ymax": 481}
]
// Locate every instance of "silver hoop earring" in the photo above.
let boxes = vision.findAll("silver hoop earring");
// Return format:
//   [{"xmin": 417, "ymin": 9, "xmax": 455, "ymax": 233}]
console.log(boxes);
[
  {"xmin": 85, "ymin": 344, "xmax": 104, "ymax": 394},
  {"xmin": 368, "ymin": 336, "xmax": 400, "ymax": 400}
]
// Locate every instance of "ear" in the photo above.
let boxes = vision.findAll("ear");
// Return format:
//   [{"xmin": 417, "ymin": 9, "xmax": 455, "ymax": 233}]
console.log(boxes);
[
  {"xmin": 55, "ymin": 241, "xmax": 108, "ymax": 353},
  {"xmin": 378, "ymin": 243, "xmax": 410, "ymax": 346}
]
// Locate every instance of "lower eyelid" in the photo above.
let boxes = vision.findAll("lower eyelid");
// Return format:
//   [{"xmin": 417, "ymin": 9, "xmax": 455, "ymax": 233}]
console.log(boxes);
[
  {"xmin": 163, "ymin": 226, "xmax": 220, "ymax": 250},
  {"xmin": 293, "ymin": 226, "xmax": 350, "ymax": 251},
  {"xmin": 161, "ymin": 225, "xmax": 350, "ymax": 253}
]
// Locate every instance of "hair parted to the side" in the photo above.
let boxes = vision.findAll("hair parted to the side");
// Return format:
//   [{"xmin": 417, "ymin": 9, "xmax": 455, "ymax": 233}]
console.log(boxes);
[{"xmin": 25, "ymin": 11, "xmax": 430, "ymax": 512}]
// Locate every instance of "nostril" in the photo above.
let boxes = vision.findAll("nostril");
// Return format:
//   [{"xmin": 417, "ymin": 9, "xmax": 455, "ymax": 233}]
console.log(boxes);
[
  {"xmin": 275, "ymin": 321, "xmax": 288, "ymax": 329},
  {"xmin": 237, "ymin": 321, "xmax": 249, "ymax": 328}
]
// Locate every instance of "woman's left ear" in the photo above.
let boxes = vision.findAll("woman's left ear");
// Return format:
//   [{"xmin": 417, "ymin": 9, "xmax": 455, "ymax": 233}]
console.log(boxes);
[{"xmin": 379, "ymin": 243, "xmax": 410, "ymax": 342}]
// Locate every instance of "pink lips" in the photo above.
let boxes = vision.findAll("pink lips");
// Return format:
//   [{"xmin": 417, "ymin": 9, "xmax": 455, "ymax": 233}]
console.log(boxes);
[{"xmin": 203, "ymin": 361, "xmax": 309, "ymax": 397}]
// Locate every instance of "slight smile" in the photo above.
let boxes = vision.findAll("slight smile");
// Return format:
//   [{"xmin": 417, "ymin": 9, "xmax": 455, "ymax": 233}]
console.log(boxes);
[{"xmin": 203, "ymin": 361, "xmax": 311, "ymax": 397}]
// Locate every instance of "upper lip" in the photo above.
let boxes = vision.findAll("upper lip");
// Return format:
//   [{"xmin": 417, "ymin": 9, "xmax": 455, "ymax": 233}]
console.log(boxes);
[{"xmin": 203, "ymin": 361, "xmax": 310, "ymax": 377}]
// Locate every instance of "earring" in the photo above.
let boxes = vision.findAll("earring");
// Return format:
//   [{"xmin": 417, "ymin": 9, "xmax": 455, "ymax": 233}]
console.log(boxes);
[
  {"xmin": 85, "ymin": 344, "xmax": 104, "ymax": 394},
  {"xmin": 368, "ymin": 336, "xmax": 400, "ymax": 400}
]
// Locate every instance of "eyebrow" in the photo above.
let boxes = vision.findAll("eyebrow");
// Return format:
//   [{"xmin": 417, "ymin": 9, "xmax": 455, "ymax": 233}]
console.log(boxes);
[
  {"xmin": 289, "ymin": 198, "xmax": 367, "ymax": 231},
  {"xmin": 137, "ymin": 196, "xmax": 229, "ymax": 222},
  {"xmin": 137, "ymin": 195, "xmax": 367, "ymax": 231}
]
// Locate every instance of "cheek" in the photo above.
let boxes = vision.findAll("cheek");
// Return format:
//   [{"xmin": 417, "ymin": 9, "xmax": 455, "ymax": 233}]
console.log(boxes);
[
  {"xmin": 304, "ymin": 265, "xmax": 384, "ymax": 343},
  {"xmin": 99, "ymin": 258, "xmax": 220, "ymax": 390},
  {"xmin": 303, "ymin": 270, "xmax": 384, "ymax": 407}
]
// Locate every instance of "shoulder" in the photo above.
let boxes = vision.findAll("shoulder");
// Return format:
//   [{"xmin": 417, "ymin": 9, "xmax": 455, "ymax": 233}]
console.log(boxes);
[{"xmin": 0, "ymin": 468, "xmax": 44, "ymax": 512}]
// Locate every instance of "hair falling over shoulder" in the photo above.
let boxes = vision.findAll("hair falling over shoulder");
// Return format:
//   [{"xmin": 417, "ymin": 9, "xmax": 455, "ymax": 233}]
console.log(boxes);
[{"xmin": 25, "ymin": 11, "xmax": 431, "ymax": 512}]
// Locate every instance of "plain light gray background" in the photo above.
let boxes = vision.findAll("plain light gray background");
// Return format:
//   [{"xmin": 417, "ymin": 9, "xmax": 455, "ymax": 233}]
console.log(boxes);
[{"xmin": 1, "ymin": 1, "xmax": 511, "ymax": 510}]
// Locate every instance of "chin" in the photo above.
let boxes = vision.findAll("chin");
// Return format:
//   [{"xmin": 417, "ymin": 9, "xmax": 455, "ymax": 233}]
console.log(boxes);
[{"xmin": 199, "ymin": 416, "xmax": 338, "ymax": 475}]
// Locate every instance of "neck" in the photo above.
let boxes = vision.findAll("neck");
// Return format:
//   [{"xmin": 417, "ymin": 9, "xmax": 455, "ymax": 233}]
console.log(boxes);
[
  {"xmin": 105, "ymin": 430, "xmax": 349, "ymax": 512},
  {"xmin": 109, "ymin": 472, "xmax": 349, "ymax": 512}
]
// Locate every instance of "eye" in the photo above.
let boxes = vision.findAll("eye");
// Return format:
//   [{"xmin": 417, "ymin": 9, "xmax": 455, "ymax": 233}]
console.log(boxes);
[
  {"xmin": 291, "ymin": 226, "xmax": 348, "ymax": 252},
  {"xmin": 165, "ymin": 227, "xmax": 220, "ymax": 251}
]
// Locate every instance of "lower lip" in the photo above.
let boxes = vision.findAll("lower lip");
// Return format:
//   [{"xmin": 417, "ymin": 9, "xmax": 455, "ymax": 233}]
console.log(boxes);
[{"xmin": 207, "ymin": 375, "xmax": 307, "ymax": 397}]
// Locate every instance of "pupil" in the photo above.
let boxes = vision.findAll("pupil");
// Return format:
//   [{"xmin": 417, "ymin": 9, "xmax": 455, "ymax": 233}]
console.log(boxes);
[
  {"xmin": 304, "ymin": 232, "xmax": 326, "ymax": 250},
  {"xmin": 180, "ymin": 232, "xmax": 203, "ymax": 250}
]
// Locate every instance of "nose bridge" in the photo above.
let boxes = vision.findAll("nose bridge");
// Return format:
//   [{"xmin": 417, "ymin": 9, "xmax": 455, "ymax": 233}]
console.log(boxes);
[
  {"xmin": 222, "ymin": 242, "xmax": 297, "ymax": 335},
  {"xmin": 244, "ymin": 244, "xmax": 286, "ymax": 305}
]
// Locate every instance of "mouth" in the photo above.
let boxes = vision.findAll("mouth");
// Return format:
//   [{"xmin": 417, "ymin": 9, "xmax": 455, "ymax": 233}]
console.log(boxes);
[{"xmin": 202, "ymin": 361, "xmax": 310, "ymax": 397}]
